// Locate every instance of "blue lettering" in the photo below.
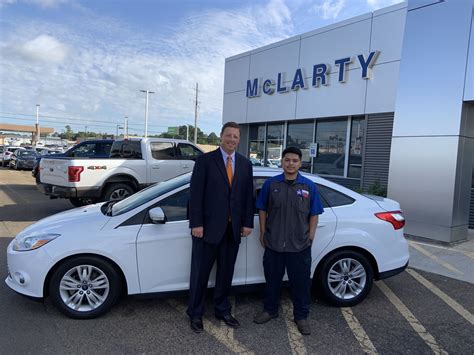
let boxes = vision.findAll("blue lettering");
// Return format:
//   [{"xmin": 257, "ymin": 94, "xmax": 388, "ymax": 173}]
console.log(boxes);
[
  {"xmin": 291, "ymin": 68, "xmax": 306, "ymax": 91},
  {"xmin": 312, "ymin": 64, "xmax": 329, "ymax": 87},
  {"xmin": 246, "ymin": 78, "xmax": 260, "ymax": 98},
  {"xmin": 358, "ymin": 51, "xmax": 380, "ymax": 79},
  {"xmin": 334, "ymin": 57, "xmax": 352, "ymax": 83},
  {"xmin": 277, "ymin": 73, "xmax": 288, "ymax": 93},
  {"xmin": 263, "ymin": 79, "xmax": 275, "ymax": 95}
]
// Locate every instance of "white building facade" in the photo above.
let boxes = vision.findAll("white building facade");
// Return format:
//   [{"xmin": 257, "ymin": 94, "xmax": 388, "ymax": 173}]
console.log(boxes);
[{"xmin": 222, "ymin": 0, "xmax": 474, "ymax": 243}]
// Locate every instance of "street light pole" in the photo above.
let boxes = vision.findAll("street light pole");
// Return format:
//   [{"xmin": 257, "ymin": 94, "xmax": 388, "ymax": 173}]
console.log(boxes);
[
  {"xmin": 124, "ymin": 116, "xmax": 128, "ymax": 138},
  {"xmin": 35, "ymin": 104, "xmax": 40, "ymax": 146},
  {"xmin": 194, "ymin": 83, "xmax": 198, "ymax": 144},
  {"xmin": 140, "ymin": 90, "xmax": 155, "ymax": 138}
]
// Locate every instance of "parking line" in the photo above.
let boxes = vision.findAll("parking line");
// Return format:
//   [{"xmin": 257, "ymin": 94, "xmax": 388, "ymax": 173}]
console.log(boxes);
[
  {"xmin": 282, "ymin": 299, "xmax": 307, "ymax": 355},
  {"xmin": 341, "ymin": 307, "xmax": 378, "ymax": 355},
  {"xmin": 376, "ymin": 281, "xmax": 448, "ymax": 355},
  {"xmin": 409, "ymin": 240, "xmax": 474, "ymax": 260},
  {"xmin": 167, "ymin": 298, "xmax": 253, "ymax": 354},
  {"xmin": 406, "ymin": 269, "xmax": 474, "ymax": 325},
  {"xmin": 409, "ymin": 241, "xmax": 463, "ymax": 275}
]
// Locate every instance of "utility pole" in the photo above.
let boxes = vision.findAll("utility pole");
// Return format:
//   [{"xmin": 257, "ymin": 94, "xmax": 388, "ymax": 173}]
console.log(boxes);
[
  {"xmin": 34, "ymin": 104, "xmax": 40, "ymax": 146},
  {"xmin": 124, "ymin": 116, "xmax": 128, "ymax": 138},
  {"xmin": 140, "ymin": 89, "xmax": 155, "ymax": 138},
  {"xmin": 194, "ymin": 82, "xmax": 199, "ymax": 144},
  {"xmin": 186, "ymin": 124, "xmax": 189, "ymax": 141}
]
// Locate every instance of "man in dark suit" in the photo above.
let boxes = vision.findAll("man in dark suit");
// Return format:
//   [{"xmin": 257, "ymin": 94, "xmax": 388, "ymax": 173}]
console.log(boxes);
[{"xmin": 187, "ymin": 121, "xmax": 254, "ymax": 333}]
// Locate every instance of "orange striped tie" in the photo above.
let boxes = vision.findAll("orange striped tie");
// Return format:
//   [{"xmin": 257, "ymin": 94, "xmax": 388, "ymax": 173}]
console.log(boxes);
[{"xmin": 226, "ymin": 156, "xmax": 233, "ymax": 186}]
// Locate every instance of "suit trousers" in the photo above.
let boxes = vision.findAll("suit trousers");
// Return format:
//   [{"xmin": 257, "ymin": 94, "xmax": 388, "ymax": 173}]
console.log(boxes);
[
  {"xmin": 187, "ymin": 223, "xmax": 239, "ymax": 318},
  {"xmin": 262, "ymin": 246, "xmax": 312, "ymax": 320}
]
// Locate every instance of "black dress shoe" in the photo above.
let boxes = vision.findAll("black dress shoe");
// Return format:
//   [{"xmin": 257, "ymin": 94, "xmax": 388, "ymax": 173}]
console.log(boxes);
[
  {"xmin": 190, "ymin": 317, "xmax": 203, "ymax": 333},
  {"xmin": 216, "ymin": 314, "xmax": 240, "ymax": 328}
]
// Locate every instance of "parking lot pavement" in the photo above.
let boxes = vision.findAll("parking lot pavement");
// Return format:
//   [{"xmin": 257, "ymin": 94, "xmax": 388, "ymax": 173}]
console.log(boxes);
[{"xmin": 1, "ymin": 168, "xmax": 473, "ymax": 354}]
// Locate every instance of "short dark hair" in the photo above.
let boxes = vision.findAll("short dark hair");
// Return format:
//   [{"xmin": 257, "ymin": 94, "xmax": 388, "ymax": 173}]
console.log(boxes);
[
  {"xmin": 221, "ymin": 121, "xmax": 240, "ymax": 135},
  {"xmin": 282, "ymin": 146, "xmax": 302, "ymax": 159}
]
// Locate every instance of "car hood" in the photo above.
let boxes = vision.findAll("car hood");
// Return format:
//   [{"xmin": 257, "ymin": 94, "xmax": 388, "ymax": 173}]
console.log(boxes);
[{"xmin": 15, "ymin": 203, "xmax": 110, "ymax": 238}]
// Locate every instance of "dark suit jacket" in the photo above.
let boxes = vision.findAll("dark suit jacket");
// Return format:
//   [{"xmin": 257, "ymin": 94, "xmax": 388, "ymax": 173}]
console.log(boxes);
[{"xmin": 189, "ymin": 148, "xmax": 254, "ymax": 244}]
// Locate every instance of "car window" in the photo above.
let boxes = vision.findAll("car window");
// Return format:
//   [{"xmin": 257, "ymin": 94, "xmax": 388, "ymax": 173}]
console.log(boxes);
[
  {"xmin": 157, "ymin": 188, "xmax": 189, "ymax": 222},
  {"xmin": 70, "ymin": 143, "xmax": 97, "ymax": 157},
  {"xmin": 110, "ymin": 141, "xmax": 142, "ymax": 159},
  {"xmin": 97, "ymin": 143, "xmax": 112, "ymax": 156},
  {"xmin": 151, "ymin": 142, "xmax": 175, "ymax": 159},
  {"xmin": 177, "ymin": 143, "xmax": 202, "ymax": 159},
  {"xmin": 316, "ymin": 184, "xmax": 354, "ymax": 207},
  {"xmin": 112, "ymin": 174, "xmax": 191, "ymax": 216}
]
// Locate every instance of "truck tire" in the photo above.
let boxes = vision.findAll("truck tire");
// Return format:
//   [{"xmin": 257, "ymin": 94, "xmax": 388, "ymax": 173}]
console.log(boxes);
[{"xmin": 103, "ymin": 183, "xmax": 134, "ymax": 202}]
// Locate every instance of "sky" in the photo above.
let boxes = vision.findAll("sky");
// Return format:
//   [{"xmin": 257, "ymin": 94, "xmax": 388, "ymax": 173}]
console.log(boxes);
[{"xmin": 0, "ymin": 0, "xmax": 403, "ymax": 137}]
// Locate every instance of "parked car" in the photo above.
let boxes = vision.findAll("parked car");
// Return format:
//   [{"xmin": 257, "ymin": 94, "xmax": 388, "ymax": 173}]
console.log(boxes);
[
  {"xmin": 1, "ymin": 147, "xmax": 25, "ymax": 166},
  {"xmin": 9, "ymin": 150, "xmax": 40, "ymax": 170},
  {"xmin": 32, "ymin": 139, "xmax": 114, "ymax": 184},
  {"xmin": 6, "ymin": 168, "xmax": 409, "ymax": 319},
  {"xmin": 38, "ymin": 138, "xmax": 203, "ymax": 207}
]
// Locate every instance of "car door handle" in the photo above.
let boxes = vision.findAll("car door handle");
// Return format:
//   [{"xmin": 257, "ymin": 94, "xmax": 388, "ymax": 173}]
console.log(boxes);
[
  {"xmin": 182, "ymin": 165, "xmax": 189, "ymax": 169},
  {"xmin": 151, "ymin": 165, "xmax": 160, "ymax": 169},
  {"xmin": 318, "ymin": 223, "xmax": 327, "ymax": 227}
]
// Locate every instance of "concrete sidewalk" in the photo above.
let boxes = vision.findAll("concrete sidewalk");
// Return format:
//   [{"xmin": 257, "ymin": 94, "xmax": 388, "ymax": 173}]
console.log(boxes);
[{"xmin": 407, "ymin": 231, "xmax": 474, "ymax": 284}]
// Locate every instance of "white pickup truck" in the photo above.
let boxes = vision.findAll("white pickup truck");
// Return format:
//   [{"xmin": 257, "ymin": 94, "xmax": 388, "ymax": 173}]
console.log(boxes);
[{"xmin": 38, "ymin": 137, "xmax": 204, "ymax": 206}]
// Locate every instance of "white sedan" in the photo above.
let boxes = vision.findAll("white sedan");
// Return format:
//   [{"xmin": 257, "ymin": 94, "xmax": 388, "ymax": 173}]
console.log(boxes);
[{"xmin": 6, "ymin": 168, "xmax": 409, "ymax": 319}]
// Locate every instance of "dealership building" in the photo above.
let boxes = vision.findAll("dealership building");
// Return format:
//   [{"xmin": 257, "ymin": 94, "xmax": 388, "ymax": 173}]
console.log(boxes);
[{"xmin": 222, "ymin": 0, "xmax": 474, "ymax": 243}]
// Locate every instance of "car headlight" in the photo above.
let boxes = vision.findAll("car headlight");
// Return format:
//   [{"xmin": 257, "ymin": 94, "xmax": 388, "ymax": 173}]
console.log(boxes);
[{"xmin": 13, "ymin": 233, "xmax": 61, "ymax": 251}]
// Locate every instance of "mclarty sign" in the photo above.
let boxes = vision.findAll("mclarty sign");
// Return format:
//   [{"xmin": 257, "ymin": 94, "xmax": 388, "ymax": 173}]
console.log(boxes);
[{"xmin": 246, "ymin": 50, "xmax": 380, "ymax": 98}]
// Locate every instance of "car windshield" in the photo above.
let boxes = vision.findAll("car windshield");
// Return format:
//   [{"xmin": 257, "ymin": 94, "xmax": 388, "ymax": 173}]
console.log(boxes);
[
  {"xmin": 18, "ymin": 150, "xmax": 37, "ymax": 157},
  {"xmin": 111, "ymin": 173, "xmax": 191, "ymax": 216}
]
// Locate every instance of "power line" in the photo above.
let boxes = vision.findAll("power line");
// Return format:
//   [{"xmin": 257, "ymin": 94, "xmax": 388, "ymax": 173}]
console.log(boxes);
[{"xmin": 0, "ymin": 111, "xmax": 177, "ymax": 129}]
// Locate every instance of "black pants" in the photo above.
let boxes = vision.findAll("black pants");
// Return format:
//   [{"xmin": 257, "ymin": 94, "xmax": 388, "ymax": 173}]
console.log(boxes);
[
  {"xmin": 187, "ymin": 223, "xmax": 239, "ymax": 318},
  {"xmin": 263, "ymin": 246, "xmax": 312, "ymax": 320}
]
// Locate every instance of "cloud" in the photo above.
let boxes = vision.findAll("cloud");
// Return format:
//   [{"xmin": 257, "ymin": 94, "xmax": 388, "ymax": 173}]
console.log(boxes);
[
  {"xmin": 311, "ymin": 0, "xmax": 346, "ymax": 20},
  {"xmin": 4, "ymin": 34, "xmax": 70, "ymax": 63},
  {"xmin": 0, "ymin": 1, "xmax": 295, "ymax": 134}
]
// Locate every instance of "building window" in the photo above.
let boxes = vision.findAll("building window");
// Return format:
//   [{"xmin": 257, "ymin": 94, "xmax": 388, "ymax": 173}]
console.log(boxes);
[
  {"xmin": 287, "ymin": 121, "xmax": 314, "ymax": 173},
  {"xmin": 265, "ymin": 123, "xmax": 284, "ymax": 168},
  {"xmin": 348, "ymin": 117, "xmax": 365, "ymax": 178},
  {"xmin": 313, "ymin": 119, "xmax": 347, "ymax": 176},
  {"xmin": 249, "ymin": 124, "xmax": 265, "ymax": 166}
]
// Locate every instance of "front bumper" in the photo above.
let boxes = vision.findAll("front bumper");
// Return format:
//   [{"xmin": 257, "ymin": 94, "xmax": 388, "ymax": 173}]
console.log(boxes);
[
  {"xmin": 5, "ymin": 240, "xmax": 53, "ymax": 298},
  {"xmin": 37, "ymin": 183, "xmax": 101, "ymax": 199}
]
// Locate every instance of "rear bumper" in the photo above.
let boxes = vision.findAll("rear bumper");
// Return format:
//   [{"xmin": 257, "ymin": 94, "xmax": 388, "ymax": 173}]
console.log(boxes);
[
  {"xmin": 378, "ymin": 261, "xmax": 408, "ymax": 280},
  {"xmin": 37, "ymin": 183, "xmax": 101, "ymax": 199}
]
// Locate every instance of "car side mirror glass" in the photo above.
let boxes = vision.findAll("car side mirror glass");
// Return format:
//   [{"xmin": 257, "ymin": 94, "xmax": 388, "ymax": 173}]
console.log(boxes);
[{"xmin": 149, "ymin": 207, "xmax": 166, "ymax": 224}]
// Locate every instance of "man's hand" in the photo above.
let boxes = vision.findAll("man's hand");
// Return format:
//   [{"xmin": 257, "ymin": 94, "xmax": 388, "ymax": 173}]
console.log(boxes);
[
  {"xmin": 259, "ymin": 234, "xmax": 266, "ymax": 248},
  {"xmin": 192, "ymin": 227, "xmax": 204, "ymax": 238},
  {"xmin": 241, "ymin": 227, "xmax": 252, "ymax": 237}
]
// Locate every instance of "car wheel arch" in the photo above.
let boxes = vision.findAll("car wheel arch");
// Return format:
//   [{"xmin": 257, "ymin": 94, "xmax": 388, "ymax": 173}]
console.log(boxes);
[
  {"xmin": 100, "ymin": 175, "xmax": 139, "ymax": 195},
  {"xmin": 43, "ymin": 253, "xmax": 128, "ymax": 299},
  {"xmin": 311, "ymin": 245, "xmax": 380, "ymax": 287}
]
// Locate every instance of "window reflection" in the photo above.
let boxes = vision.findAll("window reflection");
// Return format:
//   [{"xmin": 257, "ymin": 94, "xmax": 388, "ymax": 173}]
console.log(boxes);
[
  {"xmin": 348, "ymin": 117, "xmax": 365, "ymax": 178},
  {"xmin": 313, "ymin": 120, "xmax": 347, "ymax": 176},
  {"xmin": 287, "ymin": 121, "xmax": 314, "ymax": 173},
  {"xmin": 265, "ymin": 124, "xmax": 284, "ymax": 168},
  {"xmin": 249, "ymin": 125, "xmax": 265, "ymax": 166}
]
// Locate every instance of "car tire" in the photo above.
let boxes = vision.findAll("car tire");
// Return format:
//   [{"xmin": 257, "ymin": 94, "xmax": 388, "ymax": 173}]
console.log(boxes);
[
  {"xmin": 317, "ymin": 250, "xmax": 374, "ymax": 307},
  {"xmin": 49, "ymin": 256, "xmax": 122, "ymax": 319},
  {"xmin": 102, "ymin": 183, "xmax": 134, "ymax": 202}
]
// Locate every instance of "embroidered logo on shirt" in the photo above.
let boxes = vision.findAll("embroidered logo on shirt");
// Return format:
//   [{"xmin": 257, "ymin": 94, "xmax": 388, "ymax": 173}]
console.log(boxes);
[
  {"xmin": 297, "ymin": 189, "xmax": 310, "ymax": 198},
  {"xmin": 273, "ymin": 188, "xmax": 280, "ymax": 193}
]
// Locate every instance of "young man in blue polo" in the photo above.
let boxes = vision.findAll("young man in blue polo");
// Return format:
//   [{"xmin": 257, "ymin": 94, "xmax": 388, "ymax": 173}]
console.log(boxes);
[{"xmin": 254, "ymin": 146, "xmax": 324, "ymax": 335}]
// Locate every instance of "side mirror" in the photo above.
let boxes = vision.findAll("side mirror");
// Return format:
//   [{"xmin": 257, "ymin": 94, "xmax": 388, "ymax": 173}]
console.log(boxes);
[{"xmin": 149, "ymin": 207, "xmax": 166, "ymax": 224}]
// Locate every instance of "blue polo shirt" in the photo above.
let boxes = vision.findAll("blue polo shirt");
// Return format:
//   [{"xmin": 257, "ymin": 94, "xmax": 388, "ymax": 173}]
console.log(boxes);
[{"xmin": 256, "ymin": 173, "xmax": 324, "ymax": 252}]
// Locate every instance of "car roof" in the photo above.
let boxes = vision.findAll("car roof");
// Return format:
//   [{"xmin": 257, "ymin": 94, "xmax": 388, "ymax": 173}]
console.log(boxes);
[{"xmin": 118, "ymin": 137, "xmax": 193, "ymax": 144}]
